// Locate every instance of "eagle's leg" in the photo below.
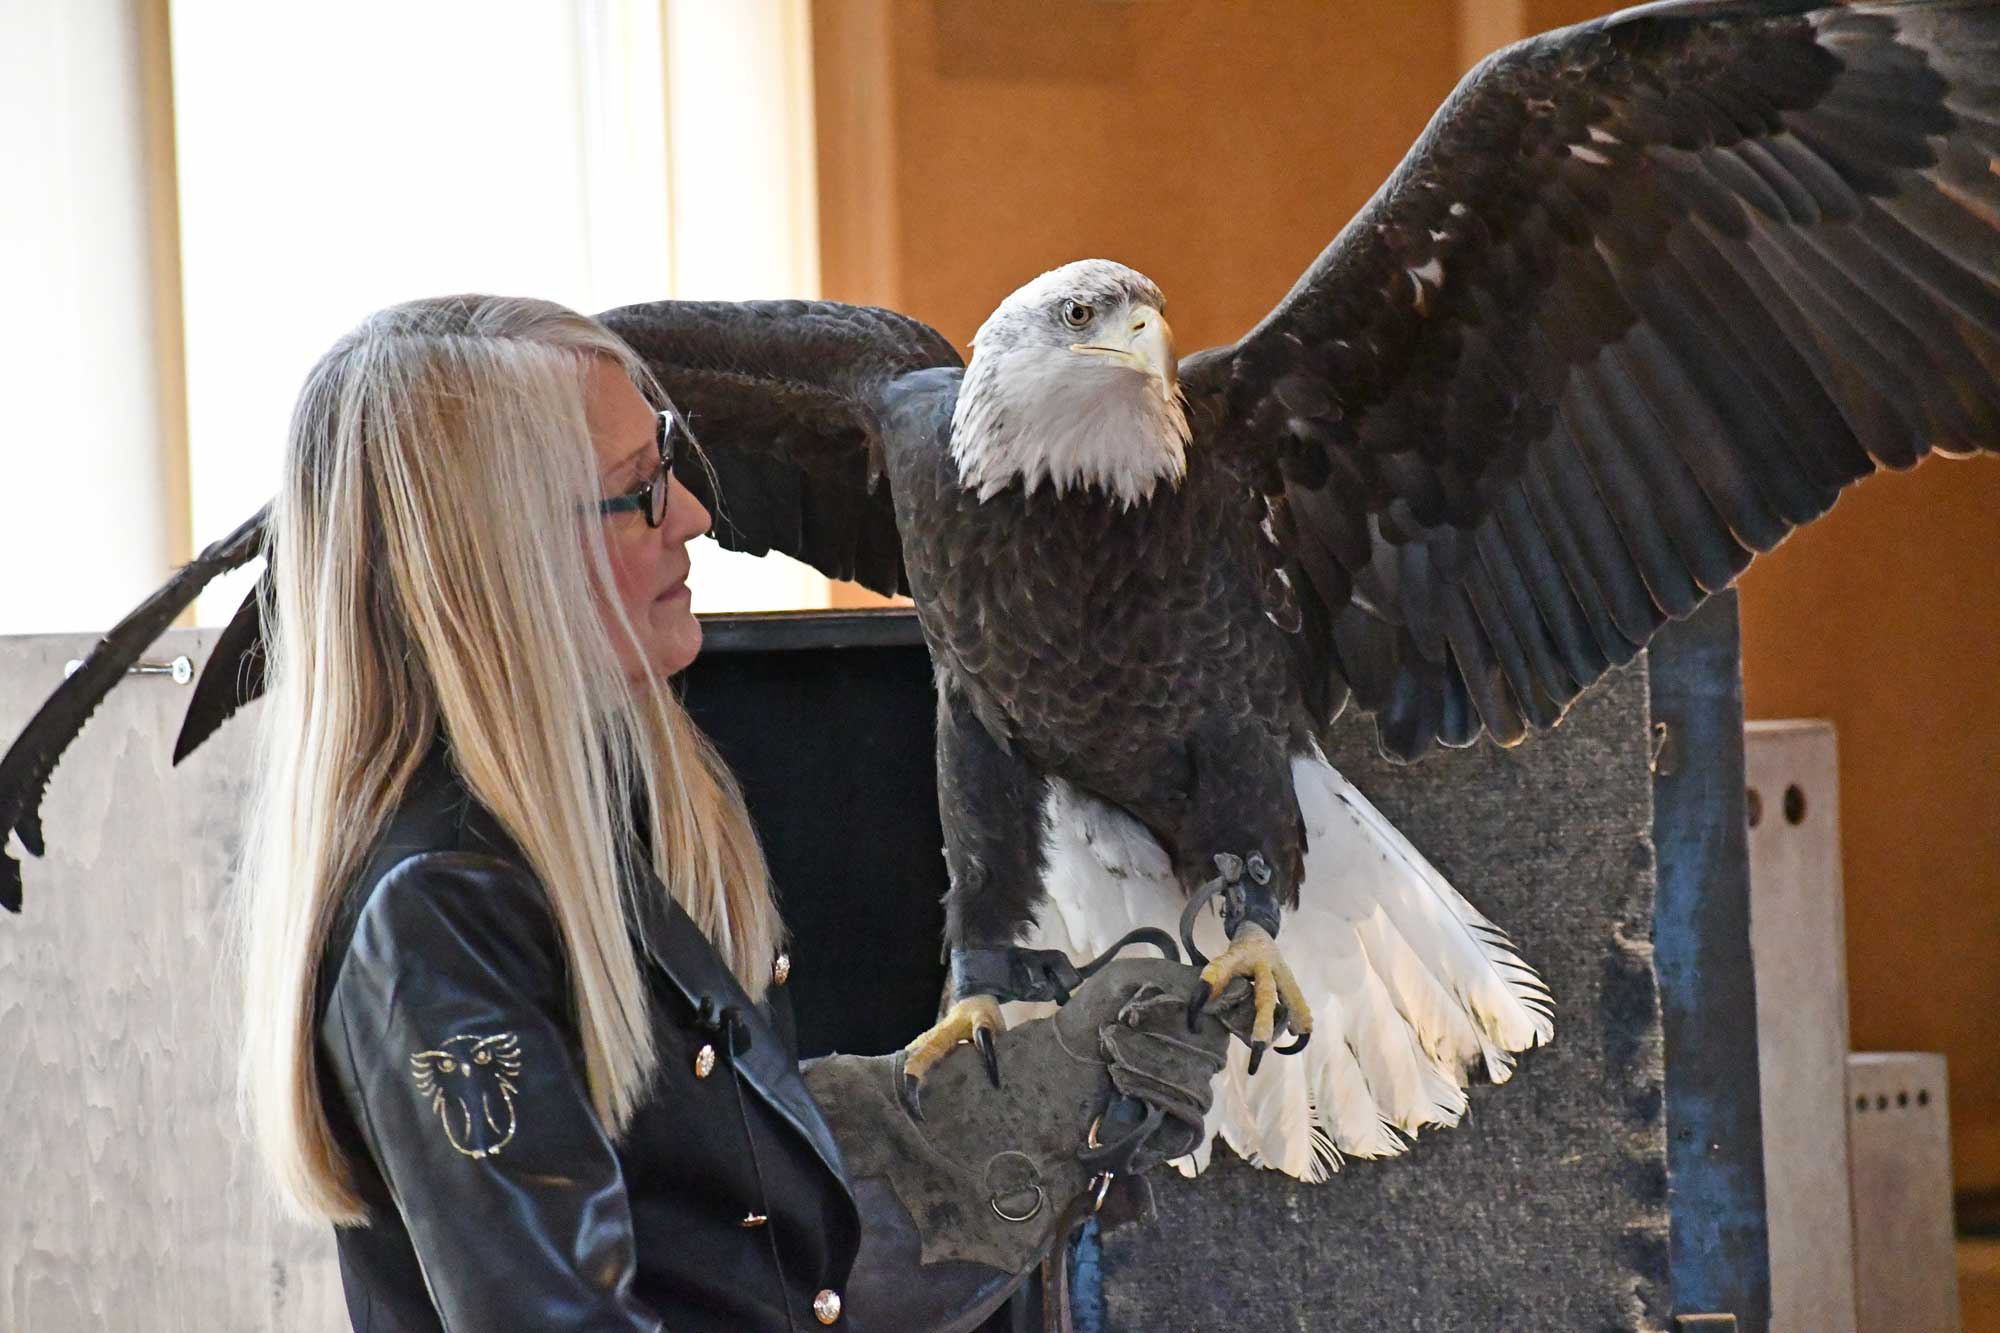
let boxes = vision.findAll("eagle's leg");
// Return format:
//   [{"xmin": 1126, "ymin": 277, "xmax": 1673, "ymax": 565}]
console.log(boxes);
[
  {"xmin": 898, "ymin": 685, "xmax": 1051, "ymax": 1117},
  {"xmin": 1186, "ymin": 853, "xmax": 1314, "ymax": 1076}
]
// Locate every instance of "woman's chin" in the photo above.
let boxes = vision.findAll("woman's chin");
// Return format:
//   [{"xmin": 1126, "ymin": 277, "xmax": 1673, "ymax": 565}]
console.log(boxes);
[
  {"xmin": 613, "ymin": 595, "xmax": 702, "ymax": 682},
  {"xmin": 654, "ymin": 608, "xmax": 703, "ymax": 677}
]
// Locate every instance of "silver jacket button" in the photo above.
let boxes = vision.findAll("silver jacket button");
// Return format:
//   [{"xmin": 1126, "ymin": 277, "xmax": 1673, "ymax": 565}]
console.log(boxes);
[
  {"xmin": 693, "ymin": 1044, "xmax": 716, "ymax": 1079},
  {"xmin": 813, "ymin": 1288, "xmax": 842, "ymax": 1324}
]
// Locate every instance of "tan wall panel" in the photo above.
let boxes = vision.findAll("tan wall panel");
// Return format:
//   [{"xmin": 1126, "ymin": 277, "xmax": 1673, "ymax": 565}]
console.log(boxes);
[
  {"xmin": 816, "ymin": 0, "xmax": 1462, "ymax": 353},
  {"xmin": 1520, "ymin": 0, "xmax": 1625, "ymax": 32},
  {"xmin": 1740, "ymin": 460, "xmax": 2000, "ymax": 1195}
]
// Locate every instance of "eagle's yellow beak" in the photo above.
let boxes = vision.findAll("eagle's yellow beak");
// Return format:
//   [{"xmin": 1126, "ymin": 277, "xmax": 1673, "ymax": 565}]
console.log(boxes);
[{"xmin": 1071, "ymin": 304, "xmax": 1178, "ymax": 404}]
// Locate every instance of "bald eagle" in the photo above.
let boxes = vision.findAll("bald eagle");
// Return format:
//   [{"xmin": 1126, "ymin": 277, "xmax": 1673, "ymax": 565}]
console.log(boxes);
[{"xmin": 5, "ymin": 0, "xmax": 1997, "ymax": 1179}]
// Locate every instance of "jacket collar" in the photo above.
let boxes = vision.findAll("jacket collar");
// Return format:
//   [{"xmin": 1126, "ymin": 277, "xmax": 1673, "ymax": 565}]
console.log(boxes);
[{"xmin": 627, "ymin": 877, "xmax": 853, "ymax": 1191}]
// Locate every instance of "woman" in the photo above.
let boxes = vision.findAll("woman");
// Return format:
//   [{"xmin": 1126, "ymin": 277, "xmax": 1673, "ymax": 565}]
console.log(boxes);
[{"xmin": 236, "ymin": 294, "xmax": 1234, "ymax": 1331}]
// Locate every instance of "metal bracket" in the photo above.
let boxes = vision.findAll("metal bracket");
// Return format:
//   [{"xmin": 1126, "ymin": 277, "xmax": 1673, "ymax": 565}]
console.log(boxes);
[
  {"xmin": 1648, "ymin": 719, "xmax": 1677, "ymax": 775},
  {"xmin": 64, "ymin": 655, "xmax": 194, "ymax": 685}
]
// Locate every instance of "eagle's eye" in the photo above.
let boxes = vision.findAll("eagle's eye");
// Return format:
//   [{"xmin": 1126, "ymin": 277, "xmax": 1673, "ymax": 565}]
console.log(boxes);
[
  {"xmin": 1061, "ymin": 299, "xmax": 1094, "ymax": 330},
  {"xmin": 475, "ymin": 1049, "xmax": 492, "ymax": 1065}
]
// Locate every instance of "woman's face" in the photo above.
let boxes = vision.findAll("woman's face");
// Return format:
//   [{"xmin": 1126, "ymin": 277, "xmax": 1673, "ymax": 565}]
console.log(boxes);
[{"xmin": 585, "ymin": 356, "xmax": 711, "ymax": 680}]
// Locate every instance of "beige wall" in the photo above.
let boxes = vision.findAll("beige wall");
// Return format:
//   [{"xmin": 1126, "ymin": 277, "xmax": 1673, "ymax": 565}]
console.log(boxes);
[
  {"xmin": 1739, "ymin": 462, "xmax": 2000, "ymax": 1192},
  {"xmin": 814, "ymin": 0, "xmax": 1461, "ymax": 350},
  {"xmin": 0, "ymin": 0, "xmax": 187, "ymax": 634},
  {"xmin": 810, "ymin": 0, "xmax": 2000, "ymax": 1201}
]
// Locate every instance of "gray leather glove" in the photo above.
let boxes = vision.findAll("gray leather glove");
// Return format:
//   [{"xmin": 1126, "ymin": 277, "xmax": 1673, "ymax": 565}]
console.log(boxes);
[{"xmin": 803, "ymin": 957, "xmax": 1241, "ymax": 1330}]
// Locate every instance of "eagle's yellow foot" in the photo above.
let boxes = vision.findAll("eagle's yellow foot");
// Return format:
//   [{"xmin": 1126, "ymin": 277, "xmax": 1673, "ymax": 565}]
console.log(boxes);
[
  {"xmin": 898, "ymin": 993, "xmax": 1004, "ymax": 1121},
  {"xmin": 1190, "ymin": 923, "xmax": 1313, "ymax": 1074}
]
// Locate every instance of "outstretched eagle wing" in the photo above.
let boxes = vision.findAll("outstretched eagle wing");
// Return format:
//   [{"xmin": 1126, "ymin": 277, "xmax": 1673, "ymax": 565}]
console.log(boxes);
[
  {"xmin": 597, "ymin": 298, "xmax": 962, "ymax": 597},
  {"xmin": 1182, "ymin": 0, "xmax": 2000, "ymax": 761}
]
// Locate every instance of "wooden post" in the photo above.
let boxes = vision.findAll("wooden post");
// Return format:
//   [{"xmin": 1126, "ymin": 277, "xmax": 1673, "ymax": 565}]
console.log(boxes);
[{"xmin": 137, "ymin": 0, "xmax": 193, "ymax": 595}]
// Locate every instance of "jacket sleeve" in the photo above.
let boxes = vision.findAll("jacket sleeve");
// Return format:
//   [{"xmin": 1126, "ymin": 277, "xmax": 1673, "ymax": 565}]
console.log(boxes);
[{"xmin": 322, "ymin": 850, "xmax": 662, "ymax": 1332}]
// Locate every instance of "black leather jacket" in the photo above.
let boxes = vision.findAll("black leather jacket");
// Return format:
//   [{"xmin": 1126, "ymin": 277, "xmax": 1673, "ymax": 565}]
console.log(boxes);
[{"xmin": 314, "ymin": 744, "xmax": 870, "ymax": 1331}]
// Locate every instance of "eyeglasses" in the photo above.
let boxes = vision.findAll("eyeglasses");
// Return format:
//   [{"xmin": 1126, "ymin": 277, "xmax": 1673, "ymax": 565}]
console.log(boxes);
[{"xmin": 595, "ymin": 410, "xmax": 679, "ymax": 529}]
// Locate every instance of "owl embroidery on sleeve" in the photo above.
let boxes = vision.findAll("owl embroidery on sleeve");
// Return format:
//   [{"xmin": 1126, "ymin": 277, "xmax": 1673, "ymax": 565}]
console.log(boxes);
[{"xmin": 410, "ymin": 1032, "xmax": 522, "ymax": 1159}]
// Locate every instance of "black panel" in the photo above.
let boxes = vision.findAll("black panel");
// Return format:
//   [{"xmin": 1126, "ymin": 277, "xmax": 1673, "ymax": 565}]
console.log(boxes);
[
  {"xmin": 679, "ymin": 611, "xmax": 947, "ymax": 1058},
  {"xmin": 686, "ymin": 610, "xmax": 1073, "ymax": 1331}
]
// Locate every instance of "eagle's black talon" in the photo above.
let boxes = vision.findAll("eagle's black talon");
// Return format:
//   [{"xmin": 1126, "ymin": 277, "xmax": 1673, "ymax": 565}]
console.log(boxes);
[
  {"xmin": 1186, "ymin": 979, "xmax": 1212, "ymax": 1033},
  {"xmin": 898, "ymin": 1069, "xmax": 926, "ymax": 1124},
  {"xmin": 1247, "ymin": 1039, "xmax": 1269, "ymax": 1076},
  {"xmin": 974, "ymin": 1026, "xmax": 1002, "ymax": 1088},
  {"xmin": 1276, "ymin": 1031, "xmax": 1310, "ymax": 1056},
  {"xmin": 1178, "ymin": 877, "xmax": 1228, "ymax": 969}
]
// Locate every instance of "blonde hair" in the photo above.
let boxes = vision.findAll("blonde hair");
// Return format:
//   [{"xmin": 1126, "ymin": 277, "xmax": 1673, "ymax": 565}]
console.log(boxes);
[{"xmin": 238, "ymin": 294, "xmax": 780, "ymax": 1223}]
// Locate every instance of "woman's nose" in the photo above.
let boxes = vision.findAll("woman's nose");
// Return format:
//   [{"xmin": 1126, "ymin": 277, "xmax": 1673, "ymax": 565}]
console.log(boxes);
[{"xmin": 662, "ymin": 474, "xmax": 711, "ymax": 546}]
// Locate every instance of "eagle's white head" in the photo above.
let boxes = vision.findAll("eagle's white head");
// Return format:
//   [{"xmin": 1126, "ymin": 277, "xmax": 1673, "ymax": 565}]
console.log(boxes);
[{"xmin": 950, "ymin": 258, "xmax": 1190, "ymax": 506}]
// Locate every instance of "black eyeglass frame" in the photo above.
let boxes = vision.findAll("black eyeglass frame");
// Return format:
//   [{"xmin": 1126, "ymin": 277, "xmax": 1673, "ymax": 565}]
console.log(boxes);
[{"xmin": 595, "ymin": 410, "xmax": 679, "ymax": 528}]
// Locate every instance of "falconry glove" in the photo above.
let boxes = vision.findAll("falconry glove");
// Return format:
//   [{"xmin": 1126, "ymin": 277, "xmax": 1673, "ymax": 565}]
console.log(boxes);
[{"xmin": 803, "ymin": 958, "xmax": 1242, "ymax": 1329}]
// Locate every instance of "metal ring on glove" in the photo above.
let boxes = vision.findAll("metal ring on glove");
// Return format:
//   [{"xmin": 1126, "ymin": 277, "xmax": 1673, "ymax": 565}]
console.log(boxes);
[{"xmin": 990, "ymin": 1185, "xmax": 1045, "ymax": 1223}]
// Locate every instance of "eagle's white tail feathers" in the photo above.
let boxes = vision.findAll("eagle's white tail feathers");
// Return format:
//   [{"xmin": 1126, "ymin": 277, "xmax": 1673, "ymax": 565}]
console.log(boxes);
[
  {"xmin": 1331, "ymin": 928, "xmax": 1473, "ymax": 1132},
  {"xmin": 1323, "ymin": 775, "xmax": 1554, "ymax": 1073},
  {"xmin": 1352, "ymin": 910, "xmax": 1493, "ymax": 1083},
  {"xmin": 1025, "ymin": 751, "xmax": 1552, "ymax": 1183},
  {"xmin": 1308, "ymin": 999, "xmax": 1409, "ymax": 1158},
  {"xmin": 1228, "ymin": 1026, "xmax": 1332, "ymax": 1178}
]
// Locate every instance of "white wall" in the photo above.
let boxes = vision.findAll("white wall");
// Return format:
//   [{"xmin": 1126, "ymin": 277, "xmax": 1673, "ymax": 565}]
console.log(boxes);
[
  {"xmin": 2, "ymin": 0, "xmax": 830, "ymax": 635},
  {"xmin": 171, "ymin": 2, "xmax": 617, "ymax": 622},
  {"xmin": 661, "ymin": 0, "xmax": 830, "ymax": 612},
  {"xmin": 172, "ymin": 0, "xmax": 830, "ymax": 623},
  {"xmin": 0, "ymin": 0, "xmax": 174, "ymax": 634}
]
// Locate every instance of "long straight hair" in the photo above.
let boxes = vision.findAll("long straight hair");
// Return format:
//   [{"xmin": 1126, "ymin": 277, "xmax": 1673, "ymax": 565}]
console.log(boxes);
[{"xmin": 238, "ymin": 295, "xmax": 780, "ymax": 1223}]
